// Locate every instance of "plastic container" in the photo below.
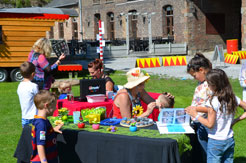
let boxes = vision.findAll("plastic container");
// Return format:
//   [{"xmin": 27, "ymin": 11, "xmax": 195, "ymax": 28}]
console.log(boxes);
[
  {"xmin": 227, "ymin": 39, "xmax": 238, "ymax": 54},
  {"xmin": 100, "ymin": 118, "xmax": 122, "ymax": 126},
  {"xmin": 86, "ymin": 94, "xmax": 106, "ymax": 103}
]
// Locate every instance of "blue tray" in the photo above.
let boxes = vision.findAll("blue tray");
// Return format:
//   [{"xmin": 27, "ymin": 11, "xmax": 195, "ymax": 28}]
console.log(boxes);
[{"xmin": 100, "ymin": 118, "xmax": 122, "ymax": 126}]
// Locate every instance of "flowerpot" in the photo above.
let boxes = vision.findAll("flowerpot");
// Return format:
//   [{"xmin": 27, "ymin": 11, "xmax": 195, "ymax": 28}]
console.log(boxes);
[
  {"xmin": 92, "ymin": 124, "xmax": 100, "ymax": 130},
  {"xmin": 129, "ymin": 126, "xmax": 137, "ymax": 132}
]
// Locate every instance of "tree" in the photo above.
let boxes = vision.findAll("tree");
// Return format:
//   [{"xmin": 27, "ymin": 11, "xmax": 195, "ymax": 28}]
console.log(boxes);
[
  {"xmin": 16, "ymin": 0, "xmax": 23, "ymax": 8},
  {"xmin": 24, "ymin": 0, "xmax": 31, "ymax": 7}
]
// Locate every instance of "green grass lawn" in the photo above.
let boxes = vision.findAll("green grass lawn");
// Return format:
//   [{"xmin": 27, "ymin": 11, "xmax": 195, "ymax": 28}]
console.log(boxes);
[{"xmin": 0, "ymin": 71, "xmax": 246, "ymax": 162}]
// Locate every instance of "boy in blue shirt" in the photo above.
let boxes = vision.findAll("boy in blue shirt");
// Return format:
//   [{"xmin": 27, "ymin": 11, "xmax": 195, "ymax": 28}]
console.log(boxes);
[{"xmin": 31, "ymin": 90, "xmax": 63, "ymax": 163}]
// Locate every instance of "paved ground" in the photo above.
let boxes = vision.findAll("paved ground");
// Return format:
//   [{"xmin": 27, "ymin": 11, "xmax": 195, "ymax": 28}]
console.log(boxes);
[{"xmin": 73, "ymin": 51, "xmax": 244, "ymax": 80}]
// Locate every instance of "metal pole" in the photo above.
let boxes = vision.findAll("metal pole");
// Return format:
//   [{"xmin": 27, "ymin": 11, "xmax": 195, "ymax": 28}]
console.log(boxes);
[
  {"xmin": 126, "ymin": 14, "xmax": 129, "ymax": 55},
  {"xmin": 79, "ymin": 0, "xmax": 83, "ymax": 42},
  {"xmin": 148, "ymin": 14, "xmax": 152, "ymax": 53}
]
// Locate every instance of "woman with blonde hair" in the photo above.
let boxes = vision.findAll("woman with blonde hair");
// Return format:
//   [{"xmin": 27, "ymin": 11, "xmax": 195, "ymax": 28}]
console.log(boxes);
[{"xmin": 28, "ymin": 38, "xmax": 65, "ymax": 90}]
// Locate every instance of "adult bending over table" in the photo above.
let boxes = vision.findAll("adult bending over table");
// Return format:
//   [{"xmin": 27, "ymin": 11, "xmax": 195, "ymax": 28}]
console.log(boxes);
[
  {"xmin": 88, "ymin": 59, "xmax": 115, "ymax": 92},
  {"xmin": 113, "ymin": 68, "xmax": 174, "ymax": 119},
  {"xmin": 28, "ymin": 38, "xmax": 65, "ymax": 90}
]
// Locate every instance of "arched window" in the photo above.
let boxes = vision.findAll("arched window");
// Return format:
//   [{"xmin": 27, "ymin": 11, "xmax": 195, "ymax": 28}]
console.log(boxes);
[
  {"xmin": 94, "ymin": 13, "xmax": 101, "ymax": 40},
  {"xmin": 59, "ymin": 22, "xmax": 64, "ymax": 39},
  {"xmin": 72, "ymin": 18, "xmax": 78, "ymax": 39},
  {"xmin": 162, "ymin": 5, "xmax": 173, "ymax": 37},
  {"xmin": 107, "ymin": 12, "xmax": 115, "ymax": 40},
  {"xmin": 128, "ymin": 10, "xmax": 138, "ymax": 39}
]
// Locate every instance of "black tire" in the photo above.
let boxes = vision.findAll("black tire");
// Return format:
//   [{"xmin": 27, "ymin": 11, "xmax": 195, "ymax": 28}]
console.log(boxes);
[
  {"xmin": 10, "ymin": 68, "xmax": 23, "ymax": 82},
  {"xmin": 0, "ymin": 68, "xmax": 8, "ymax": 82}
]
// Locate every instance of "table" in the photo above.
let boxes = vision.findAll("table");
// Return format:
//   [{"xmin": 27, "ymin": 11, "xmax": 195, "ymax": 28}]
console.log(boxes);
[
  {"xmin": 54, "ymin": 92, "xmax": 161, "ymax": 121},
  {"xmin": 54, "ymin": 99, "xmax": 114, "ymax": 117},
  {"xmin": 14, "ymin": 125, "xmax": 183, "ymax": 163}
]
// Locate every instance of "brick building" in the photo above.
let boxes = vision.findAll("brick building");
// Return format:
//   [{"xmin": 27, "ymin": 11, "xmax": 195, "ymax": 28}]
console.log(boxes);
[{"xmin": 47, "ymin": 0, "xmax": 245, "ymax": 54}]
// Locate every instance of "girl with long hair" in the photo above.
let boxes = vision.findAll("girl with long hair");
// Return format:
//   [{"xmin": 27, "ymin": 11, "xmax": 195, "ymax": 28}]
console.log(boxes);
[{"xmin": 186, "ymin": 69, "xmax": 246, "ymax": 163}]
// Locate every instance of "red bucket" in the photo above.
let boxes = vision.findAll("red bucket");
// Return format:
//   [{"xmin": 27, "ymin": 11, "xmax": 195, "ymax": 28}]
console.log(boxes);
[{"xmin": 227, "ymin": 39, "xmax": 238, "ymax": 54}]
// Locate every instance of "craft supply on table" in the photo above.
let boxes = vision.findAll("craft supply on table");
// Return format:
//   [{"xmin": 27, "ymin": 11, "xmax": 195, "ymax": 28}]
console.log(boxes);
[{"xmin": 120, "ymin": 117, "xmax": 154, "ymax": 128}]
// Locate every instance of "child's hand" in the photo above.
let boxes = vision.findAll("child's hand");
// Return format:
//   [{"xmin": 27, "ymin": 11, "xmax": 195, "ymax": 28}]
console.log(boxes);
[
  {"xmin": 185, "ymin": 106, "xmax": 198, "ymax": 118},
  {"xmin": 54, "ymin": 123, "xmax": 63, "ymax": 134},
  {"xmin": 166, "ymin": 92, "xmax": 174, "ymax": 99},
  {"xmin": 244, "ymin": 80, "xmax": 246, "ymax": 84}
]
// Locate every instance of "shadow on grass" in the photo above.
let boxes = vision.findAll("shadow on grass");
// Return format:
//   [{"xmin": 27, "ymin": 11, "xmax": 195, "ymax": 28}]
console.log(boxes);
[{"xmin": 234, "ymin": 157, "xmax": 246, "ymax": 163}]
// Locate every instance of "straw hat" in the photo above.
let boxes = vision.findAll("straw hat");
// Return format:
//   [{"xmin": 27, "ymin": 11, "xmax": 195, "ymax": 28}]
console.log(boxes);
[{"xmin": 124, "ymin": 68, "xmax": 150, "ymax": 89}]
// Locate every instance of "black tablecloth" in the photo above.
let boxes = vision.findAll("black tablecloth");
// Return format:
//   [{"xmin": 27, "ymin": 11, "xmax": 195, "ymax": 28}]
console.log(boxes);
[{"xmin": 14, "ymin": 125, "xmax": 182, "ymax": 163}]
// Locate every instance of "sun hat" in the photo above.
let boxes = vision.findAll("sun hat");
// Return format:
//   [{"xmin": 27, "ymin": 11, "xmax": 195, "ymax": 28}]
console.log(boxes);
[{"xmin": 124, "ymin": 68, "xmax": 150, "ymax": 89}]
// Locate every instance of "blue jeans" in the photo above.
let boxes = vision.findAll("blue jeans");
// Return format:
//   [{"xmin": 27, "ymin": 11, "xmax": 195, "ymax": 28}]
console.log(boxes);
[
  {"xmin": 193, "ymin": 122, "xmax": 208, "ymax": 162},
  {"xmin": 207, "ymin": 137, "xmax": 235, "ymax": 163}
]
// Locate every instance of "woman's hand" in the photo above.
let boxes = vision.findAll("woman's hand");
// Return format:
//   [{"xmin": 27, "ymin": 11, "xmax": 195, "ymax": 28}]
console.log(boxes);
[
  {"xmin": 59, "ymin": 53, "xmax": 66, "ymax": 61},
  {"xmin": 146, "ymin": 102, "xmax": 156, "ymax": 115}
]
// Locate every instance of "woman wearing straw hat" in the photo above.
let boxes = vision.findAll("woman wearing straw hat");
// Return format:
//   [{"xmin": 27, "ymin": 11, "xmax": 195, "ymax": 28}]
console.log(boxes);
[{"xmin": 113, "ymin": 67, "xmax": 174, "ymax": 119}]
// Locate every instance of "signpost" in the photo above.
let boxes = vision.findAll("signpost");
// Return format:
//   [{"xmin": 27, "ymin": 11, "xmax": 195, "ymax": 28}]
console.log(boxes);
[
  {"xmin": 212, "ymin": 44, "xmax": 225, "ymax": 67},
  {"xmin": 97, "ymin": 20, "xmax": 105, "ymax": 71}
]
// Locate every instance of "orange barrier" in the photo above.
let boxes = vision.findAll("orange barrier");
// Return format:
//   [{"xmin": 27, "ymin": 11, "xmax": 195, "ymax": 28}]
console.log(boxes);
[
  {"xmin": 136, "ymin": 58, "xmax": 161, "ymax": 68},
  {"xmin": 224, "ymin": 53, "xmax": 240, "ymax": 64},
  {"xmin": 232, "ymin": 51, "xmax": 246, "ymax": 59},
  {"xmin": 162, "ymin": 56, "xmax": 187, "ymax": 66}
]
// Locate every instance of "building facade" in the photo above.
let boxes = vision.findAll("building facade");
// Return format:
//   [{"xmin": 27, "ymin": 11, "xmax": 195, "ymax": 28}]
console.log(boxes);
[{"xmin": 47, "ymin": 0, "xmax": 245, "ymax": 54}]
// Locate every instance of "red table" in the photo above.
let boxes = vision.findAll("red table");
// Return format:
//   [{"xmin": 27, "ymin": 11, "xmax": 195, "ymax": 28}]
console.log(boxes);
[
  {"xmin": 55, "ymin": 99, "xmax": 114, "ymax": 118},
  {"xmin": 55, "ymin": 92, "xmax": 160, "ymax": 121}
]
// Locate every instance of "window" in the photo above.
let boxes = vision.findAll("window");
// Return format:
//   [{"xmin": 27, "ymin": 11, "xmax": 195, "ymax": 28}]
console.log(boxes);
[
  {"xmin": 107, "ymin": 12, "xmax": 115, "ymax": 40},
  {"xmin": 206, "ymin": 13, "xmax": 225, "ymax": 35},
  {"xmin": 49, "ymin": 26, "xmax": 54, "ymax": 39},
  {"xmin": 129, "ymin": 10, "xmax": 138, "ymax": 39},
  {"xmin": 72, "ymin": 19, "xmax": 78, "ymax": 39},
  {"xmin": 59, "ymin": 23, "xmax": 64, "ymax": 39},
  {"xmin": 106, "ymin": 0, "xmax": 113, "ymax": 3},
  {"xmin": 162, "ymin": 5, "xmax": 173, "ymax": 37},
  {"xmin": 93, "ymin": 0, "xmax": 100, "ymax": 4},
  {"xmin": 94, "ymin": 13, "xmax": 101, "ymax": 40}
]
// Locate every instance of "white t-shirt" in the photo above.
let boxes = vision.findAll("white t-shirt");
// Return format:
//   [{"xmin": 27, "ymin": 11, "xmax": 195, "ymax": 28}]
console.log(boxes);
[
  {"xmin": 17, "ymin": 81, "xmax": 39, "ymax": 119},
  {"xmin": 205, "ymin": 96, "xmax": 240, "ymax": 140}
]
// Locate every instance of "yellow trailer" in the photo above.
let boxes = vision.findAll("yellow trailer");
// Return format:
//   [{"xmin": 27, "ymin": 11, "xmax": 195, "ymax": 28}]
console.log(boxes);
[{"xmin": 0, "ymin": 7, "xmax": 75, "ymax": 82}]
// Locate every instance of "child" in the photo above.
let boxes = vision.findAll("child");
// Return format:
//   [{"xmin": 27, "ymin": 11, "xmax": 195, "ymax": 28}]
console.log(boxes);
[
  {"xmin": 239, "ymin": 61, "xmax": 246, "ymax": 101},
  {"xmin": 185, "ymin": 69, "xmax": 246, "ymax": 163},
  {"xmin": 58, "ymin": 81, "xmax": 72, "ymax": 99},
  {"xmin": 157, "ymin": 92, "xmax": 175, "ymax": 121},
  {"xmin": 187, "ymin": 52, "xmax": 212, "ymax": 162},
  {"xmin": 156, "ymin": 92, "xmax": 175, "ymax": 109},
  {"xmin": 31, "ymin": 90, "xmax": 63, "ymax": 163},
  {"xmin": 17, "ymin": 61, "xmax": 39, "ymax": 128}
]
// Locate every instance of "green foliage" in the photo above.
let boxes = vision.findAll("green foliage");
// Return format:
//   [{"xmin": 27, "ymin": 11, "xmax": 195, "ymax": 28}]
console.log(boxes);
[
  {"xmin": 24, "ymin": 0, "xmax": 31, "ymax": 7},
  {"xmin": 15, "ymin": 0, "xmax": 22, "ymax": 8}
]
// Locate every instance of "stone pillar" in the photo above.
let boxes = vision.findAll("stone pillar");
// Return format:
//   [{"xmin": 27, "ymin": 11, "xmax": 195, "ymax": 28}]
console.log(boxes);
[{"xmin": 241, "ymin": 0, "xmax": 246, "ymax": 50}]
